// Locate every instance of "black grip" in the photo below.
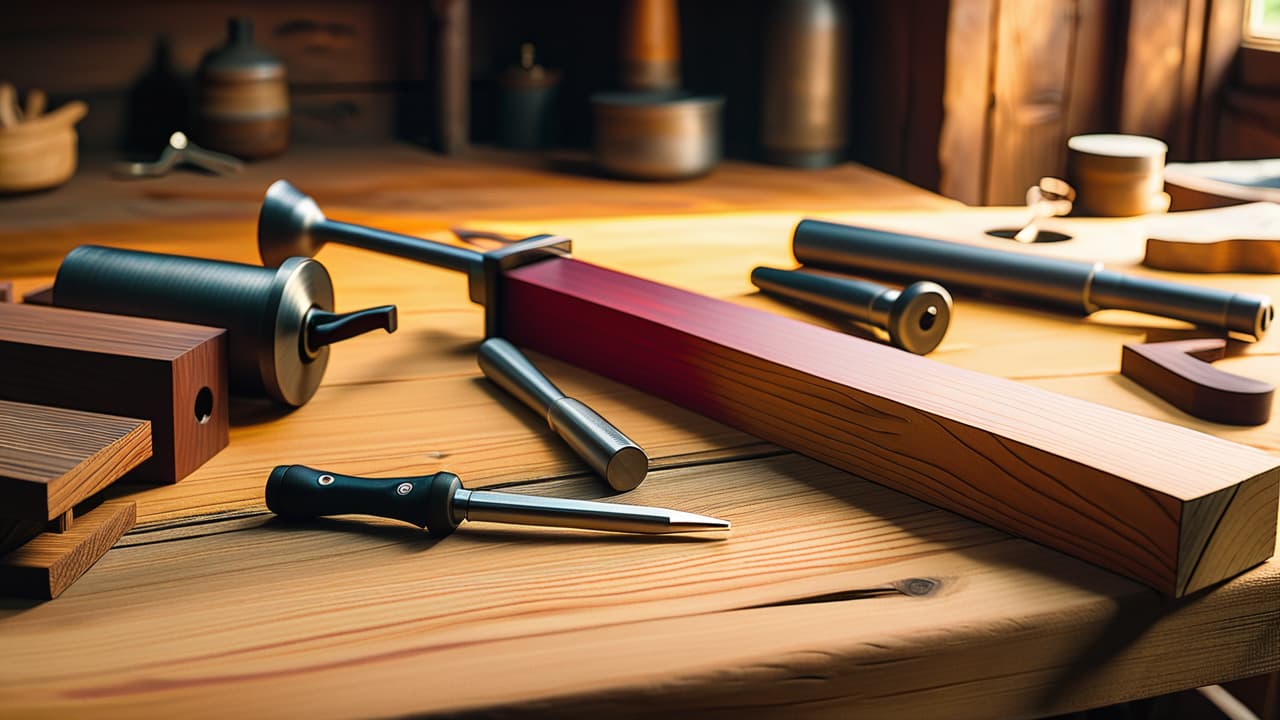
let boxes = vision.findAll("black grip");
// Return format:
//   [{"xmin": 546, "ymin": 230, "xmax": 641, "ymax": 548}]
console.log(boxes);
[{"xmin": 265, "ymin": 465, "xmax": 464, "ymax": 537}]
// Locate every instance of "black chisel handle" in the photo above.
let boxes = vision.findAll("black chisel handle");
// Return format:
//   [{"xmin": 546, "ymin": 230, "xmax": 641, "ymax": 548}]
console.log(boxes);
[{"xmin": 265, "ymin": 464, "xmax": 464, "ymax": 538}]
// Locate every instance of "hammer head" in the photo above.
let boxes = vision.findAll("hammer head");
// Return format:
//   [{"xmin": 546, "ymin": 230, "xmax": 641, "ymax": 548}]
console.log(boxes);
[{"xmin": 259, "ymin": 179, "xmax": 327, "ymax": 267}]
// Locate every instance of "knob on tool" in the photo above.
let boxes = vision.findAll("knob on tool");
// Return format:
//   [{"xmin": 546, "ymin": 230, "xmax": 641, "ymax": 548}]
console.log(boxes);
[
  {"xmin": 52, "ymin": 246, "xmax": 397, "ymax": 406},
  {"xmin": 750, "ymin": 266, "xmax": 952, "ymax": 355},
  {"xmin": 479, "ymin": 338, "xmax": 648, "ymax": 491},
  {"xmin": 265, "ymin": 465, "xmax": 729, "ymax": 537}
]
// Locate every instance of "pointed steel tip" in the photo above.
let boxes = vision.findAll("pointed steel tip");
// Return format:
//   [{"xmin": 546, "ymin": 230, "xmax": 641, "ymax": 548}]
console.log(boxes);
[{"xmin": 667, "ymin": 510, "xmax": 731, "ymax": 534}]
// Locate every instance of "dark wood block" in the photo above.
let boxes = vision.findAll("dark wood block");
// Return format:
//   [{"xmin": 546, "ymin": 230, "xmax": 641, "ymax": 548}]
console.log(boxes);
[
  {"xmin": 0, "ymin": 400, "xmax": 151, "ymax": 522},
  {"xmin": 0, "ymin": 499, "xmax": 135, "ymax": 600},
  {"xmin": 1122, "ymin": 339, "xmax": 1274, "ymax": 426},
  {"xmin": 0, "ymin": 303, "xmax": 228, "ymax": 484},
  {"xmin": 501, "ymin": 258, "xmax": 1280, "ymax": 597}
]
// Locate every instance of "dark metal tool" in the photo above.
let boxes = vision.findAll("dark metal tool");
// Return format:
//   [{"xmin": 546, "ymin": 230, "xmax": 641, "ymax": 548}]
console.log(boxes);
[
  {"xmin": 53, "ymin": 245, "xmax": 397, "ymax": 406},
  {"xmin": 792, "ymin": 219, "xmax": 1274, "ymax": 341},
  {"xmin": 750, "ymin": 266, "xmax": 952, "ymax": 355},
  {"xmin": 259, "ymin": 179, "xmax": 569, "ymax": 337},
  {"xmin": 479, "ymin": 338, "xmax": 648, "ymax": 491},
  {"xmin": 266, "ymin": 465, "xmax": 729, "ymax": 537}
]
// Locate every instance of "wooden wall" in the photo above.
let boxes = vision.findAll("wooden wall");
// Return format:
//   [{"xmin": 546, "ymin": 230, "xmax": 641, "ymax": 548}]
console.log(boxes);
[
  {"xmin": 0, "ymin": 1, "xmax": 427, "ymax": 153},
  {"xmin": 938, "ymin": 0, "xmax": 1274, "ymax": 206}
]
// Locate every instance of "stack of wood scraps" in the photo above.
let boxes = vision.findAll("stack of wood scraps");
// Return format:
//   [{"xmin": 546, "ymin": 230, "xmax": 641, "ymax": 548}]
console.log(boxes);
[
  {"xmin": 0, "ymin": 303, "xmax": 229, "ymax": 599},
  {"xmin": 0, "ymin": 83, "xmax": 86, "ymax": 194}
]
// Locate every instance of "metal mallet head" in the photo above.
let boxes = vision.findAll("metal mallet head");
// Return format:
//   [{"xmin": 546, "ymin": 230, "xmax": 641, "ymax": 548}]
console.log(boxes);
[{"xmin": 259, "ymin": 179, "xmax": 329, "ymax": 267}]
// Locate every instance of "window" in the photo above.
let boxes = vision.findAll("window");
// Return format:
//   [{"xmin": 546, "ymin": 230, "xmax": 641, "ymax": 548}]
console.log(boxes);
[{"xmin": 1245, "ymin": 0, "xmax": 1280, "ymax": 44}]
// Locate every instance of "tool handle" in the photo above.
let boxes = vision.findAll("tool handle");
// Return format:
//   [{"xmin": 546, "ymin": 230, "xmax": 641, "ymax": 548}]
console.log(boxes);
[{"xmin": 265, "ymin": 465, "xmax": 463, "ymax": 537}]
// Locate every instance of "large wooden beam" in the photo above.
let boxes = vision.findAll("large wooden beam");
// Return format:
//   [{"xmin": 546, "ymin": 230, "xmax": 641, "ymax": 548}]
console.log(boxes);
[{"xmin": 499, "ymin": 258, "xmax": 1279, "ymax": 597}]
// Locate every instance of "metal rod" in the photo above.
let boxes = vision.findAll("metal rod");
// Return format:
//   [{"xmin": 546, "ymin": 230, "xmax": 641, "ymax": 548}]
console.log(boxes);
[
  {"xmin": 478, "ymin": 338, "xmax": 649, "ymax": 491},
  {"xmin": 317, "ymin": 219, "xmax": 482, "ymax": 274},
  {"xmin": 454, "ymin": 488, "xmax": 729, "ymax": 534},
  {"xmin": 750, "ymin": 266, "xmax": 952, "ymax": 354},
  {"xmin": 792, "ymin": 219, "xmax": 1273, "ymax": 340}
]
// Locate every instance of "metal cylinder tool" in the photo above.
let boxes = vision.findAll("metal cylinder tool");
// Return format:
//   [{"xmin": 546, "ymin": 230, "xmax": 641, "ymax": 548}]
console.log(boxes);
[
  {"xmin": 750, "ymin": 266, "xmax": 952, "ymax": 354},
  {"xmin": 479, "ymin": 338, "xmax": 648, "ymax": 491},
  {"xmin": 792, "ymin": 219, "xmax": 1274, "ymax": 340},
  {"xmin": 52, "ymin": 245, "xmax": 397, "ymax": 406}
]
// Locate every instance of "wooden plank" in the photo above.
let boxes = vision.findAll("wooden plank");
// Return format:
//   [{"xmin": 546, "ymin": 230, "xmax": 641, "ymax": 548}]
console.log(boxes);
[
  {"xmin": 0, "ymin": 401, "xmax": 151, "ymax": 522},
  {"xmin": 0, "ymin": 304, "xmax": 228, "ymax": 484},
  {"xmin": 1065, "ymin": 0, "xmax": 1119, "ymax": 139},
  {"xmin": 1119, "ymin": 0, "xmax": 1190, "ymax": 145},
  {"xmin": 984, "ymin": 0, "xmax": 1076, "ymax": 205},
  {"xmin": 0, "ymin": 499, "xmax": 135, "ymax": 600},
  {"xmin": 500, "ymin": 256, "xmax": 1280, "ymax": 596},
  {"xmin": 938, "ymin": 0, "xmax": 996, "ymax": 205},
  {"xmin": 1196, "ymin": 0, "xmax": 1245, "ymax": 159}
]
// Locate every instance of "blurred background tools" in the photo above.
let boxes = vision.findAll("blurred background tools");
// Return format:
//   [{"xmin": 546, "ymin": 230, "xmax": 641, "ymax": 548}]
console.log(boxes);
[
  {"xmin": 52, "ymin": 246, "xmax": 397, "ymax": 407},
  {"xmin": 792, "ymin": 219, "xmax": 1274, "ymax": 341},
  {"xmin": 750, "ymin": 267, "xmax": 952, "ymax": 355},
  {"xmin": 196, "ymin": 17, "xmax": 289, "ymax": 160},
  {"xmin": 761, "ymin": 0, "xmax": 849, "ymax": 168},
  {"xmin": 479, "ymin": 338, "xmax": 648, "ymax": 491},
  {"xmin": 266, "ymin": 464, "xmax": 729, "ymax": 537},
  {"xmin": 591, "ymin": 0, "xmax": 724, "ymax": 180},
  {"xmin": 1067, "ymin": 134, "xmax": 1169, "ymax": 217},
  {"xmin": 496, "ymin": 43, "xmax": 560, "ymax": 150},
  {"xmin": 113, "ymin": 131, "xmax": 244, "ymax": 178},
  {"xmin": 0, "ymin": 83, "xmax": 86, "ymax": 194}
]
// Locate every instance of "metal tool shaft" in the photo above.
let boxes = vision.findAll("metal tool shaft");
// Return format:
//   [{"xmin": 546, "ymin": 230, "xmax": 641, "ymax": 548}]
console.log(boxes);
[
  {"xmin": 478, "ymin": 338, "xmax": 648, "ymax": 491},
  {"xmin": 318, "ymin": 219, "xmax": 481, "ymax": 274},
  {"xmin": 454, "ymin": 489, "xmax": 725, "ymax": 534},
  {"xmin": 792, "ymin": 219, "xmax": 1273, "ymax": 340},
  {"xmin": 750, "ymin": 266, "xmax": 952, "ymax": 354}
]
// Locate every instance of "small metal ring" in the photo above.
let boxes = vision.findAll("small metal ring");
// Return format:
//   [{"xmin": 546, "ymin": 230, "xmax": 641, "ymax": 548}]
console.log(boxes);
[
  {"xmin": 318, "ymin": 474, "xmax": 335, "ymax": 486},
  {"xmin": 396, "ymin": 482, "xmax": 413, "ymax": 496}
]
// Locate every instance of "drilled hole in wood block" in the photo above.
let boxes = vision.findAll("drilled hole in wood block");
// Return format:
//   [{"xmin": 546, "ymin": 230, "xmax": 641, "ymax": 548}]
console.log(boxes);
[{"xmin": 194, "ymin": 386, "xmax": 214, "ymax": 424}]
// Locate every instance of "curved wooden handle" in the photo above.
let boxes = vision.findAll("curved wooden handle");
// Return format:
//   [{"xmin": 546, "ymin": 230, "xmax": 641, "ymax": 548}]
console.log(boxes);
[{"xmin": 1121, "ymin": 338, "xmax": 1274, "ymax": 425}]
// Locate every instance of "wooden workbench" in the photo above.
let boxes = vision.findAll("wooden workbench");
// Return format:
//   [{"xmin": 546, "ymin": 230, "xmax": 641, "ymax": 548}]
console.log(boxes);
[{"xmin": 0, "ymin": 145, "xmax": 1276, "ymax": 718}]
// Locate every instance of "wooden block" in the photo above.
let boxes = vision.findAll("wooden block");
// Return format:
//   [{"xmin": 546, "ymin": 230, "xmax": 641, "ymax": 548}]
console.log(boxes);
[
  {"xmin": 1121, "ymin": 339, "xmax": 1274, "ymax": 426},
  {"xmin": 0, "ymin": 499, "xmax": 135, "ymax": 600},
  {"xmin": 500, "ymin": 258, "xmax": 1280, "ymax": 597},
  {"xmin": 1143, "ymin": 203, "xmax": 1280, "ymax": 274},
  {"xmin": 0, "ymin": 400, "xmax": 151, "ymax": 522},
  {"xmin": 0, "ymin": 303, "xmax": 228, "ymax": 484},
  {"xmin": 0, "ymin": 280, "xmax": 11, "ymax": 302}
]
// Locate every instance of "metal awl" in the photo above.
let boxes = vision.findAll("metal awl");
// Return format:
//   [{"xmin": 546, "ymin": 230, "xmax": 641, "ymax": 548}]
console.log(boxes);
[{"xmin": 265, "ymin": 465, "xmax": 729, "ymax": 537}]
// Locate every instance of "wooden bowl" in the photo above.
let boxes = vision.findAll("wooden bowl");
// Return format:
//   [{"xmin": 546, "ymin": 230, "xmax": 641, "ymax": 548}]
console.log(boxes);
[{"xmin": 0, "ymin": 101, "xmax": 86, "ymax": 194}]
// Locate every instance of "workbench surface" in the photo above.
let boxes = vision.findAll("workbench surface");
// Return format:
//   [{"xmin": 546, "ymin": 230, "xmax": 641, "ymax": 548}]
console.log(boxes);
[{"xmin": 0, "ymin": 145, "xmax": 1276, "ymax": 719}]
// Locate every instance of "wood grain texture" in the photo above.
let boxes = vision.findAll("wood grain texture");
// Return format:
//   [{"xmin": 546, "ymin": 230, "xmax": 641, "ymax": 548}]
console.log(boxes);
[
  {"xmin": 1119, "ymin": 0, "xmax": 1189, "ymax": 145},
  {"xmin": 501, "ymin": 257, "xmax": 1280, "ymax": 596},
  {"xmin": 0, "ymin": 457, "xmax": 1274, "ymax": 717},
  {"xmin": 0, "ymin": 400, "xmax": 152, "ymax": 522},
  {"xmin": 1122, "ymin": 339, "xmax": 1274, "ymax": 426},
  {"xmin": 0, "ymin": 303, "xmax": 228, "ymax": 484},
  {"xmin": 0, "ymin": 499, "xmax": 135, "ymax": 600},
  {"xmin": 1143, "ymin": 202, "xmax": 1280, "ymax": 273},
  {"xmin": 938, "ymin": 0, "xmax": 996, "ymax": 205}
]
